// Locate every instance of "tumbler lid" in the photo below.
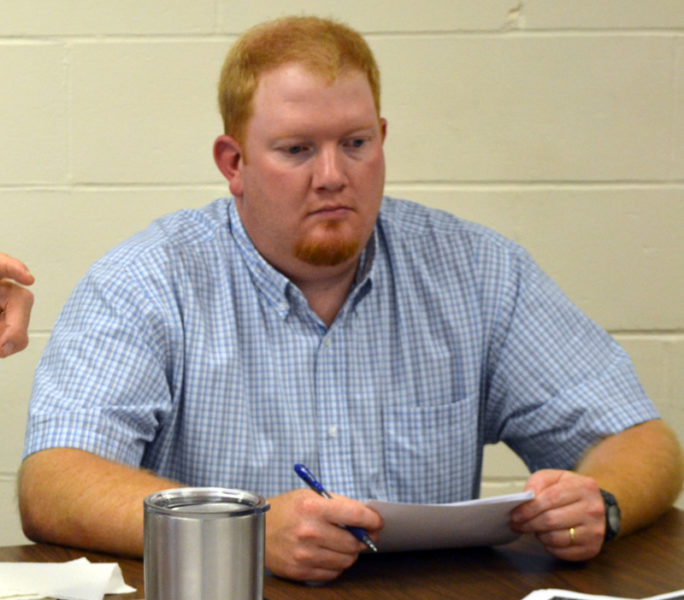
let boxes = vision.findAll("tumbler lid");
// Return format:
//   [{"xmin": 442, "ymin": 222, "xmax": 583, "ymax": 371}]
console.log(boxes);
[{"xmin": 144, "ymin": 487, "xmax": 270, "ymax": 518}]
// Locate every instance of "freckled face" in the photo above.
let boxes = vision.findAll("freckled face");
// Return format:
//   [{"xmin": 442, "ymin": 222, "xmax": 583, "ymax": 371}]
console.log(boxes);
[{"xmin": 229, "ymin": 63, "xmax": 386, "ymax": 283}]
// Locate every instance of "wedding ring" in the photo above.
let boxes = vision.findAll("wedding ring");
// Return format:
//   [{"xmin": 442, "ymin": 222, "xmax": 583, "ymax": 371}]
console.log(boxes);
[{"xmin": 569, "ymin": 527, "xmax": 576, "ymax": 545}]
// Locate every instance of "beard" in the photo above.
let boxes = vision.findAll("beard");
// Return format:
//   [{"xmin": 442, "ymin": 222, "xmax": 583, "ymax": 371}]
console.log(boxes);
[{"xmin": 293, "ymin": 220, "xmax": 360, "ymax": 267}]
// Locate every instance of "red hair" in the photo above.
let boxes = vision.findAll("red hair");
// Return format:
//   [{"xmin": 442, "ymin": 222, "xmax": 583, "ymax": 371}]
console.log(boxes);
[{"xmin": 218, "ymin": 16, "xmax": 382, "ymax": 144}]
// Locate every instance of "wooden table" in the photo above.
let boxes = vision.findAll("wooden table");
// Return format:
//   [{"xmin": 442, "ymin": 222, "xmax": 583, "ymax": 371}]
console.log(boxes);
[{"xmin": 2, "ymin": 509, "xmax": 683, "ymax": 599}]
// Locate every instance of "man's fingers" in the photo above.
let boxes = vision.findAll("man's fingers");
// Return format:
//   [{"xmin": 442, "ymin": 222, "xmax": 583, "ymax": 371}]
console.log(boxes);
[
  {"xmin": 0, "ymin": 282, "xmax": 34, "ymax": 357},
  {"xmin": 536, "ymin": 525, "xmax": 583, "ymax": 548},
  {"xmin": 513, "ymin": 469, "xmax": 599, "ymax": 526},
  {"xmin": 538, "ymin": 524, "xmax": 604, "ymax": 561},
  {"xmin": 326, "ymin": 492, "xmax": 384, "ymax": 533},
  {"xmin": 265, "ymin": 489, "xmax": 373, "ymax": 581},
  {"xmin": 510, "ymin": 469, "xmax": 606, "ymax": 562},
  {"xmin": 512, "ymin": 500, "xmax": 586, "ymax": 534},
  {"xmin": 269, "ymin": 525, "xmax": 362, "ymax": 582},
  {"xmin": 0, "ymin": 253, "xmax": 35, "ymax": 286}
]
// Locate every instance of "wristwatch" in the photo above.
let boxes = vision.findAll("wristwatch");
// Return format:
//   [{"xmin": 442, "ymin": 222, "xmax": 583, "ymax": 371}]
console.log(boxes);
[{"xmin": 600, "ymin": 488, "xmax": 621, "ymax": 543}]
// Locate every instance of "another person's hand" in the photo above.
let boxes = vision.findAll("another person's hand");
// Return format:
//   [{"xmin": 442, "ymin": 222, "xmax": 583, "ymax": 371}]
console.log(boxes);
[
  {"xmin": 265, "ymin": 488, "xmax": 383, "ymax": 582},
  {"xmin": 0, "ymin": 252, "xmax": 35, "ymax": 357},
  {"xmin": 510, "ymin": 469, "xmax": 605, "ymax": 561}
]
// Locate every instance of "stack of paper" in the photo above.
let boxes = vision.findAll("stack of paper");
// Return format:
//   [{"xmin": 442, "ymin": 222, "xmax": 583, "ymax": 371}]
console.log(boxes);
[{"xmin": 366, "ymin": 491, "xmax": 535, "ymax": 552}]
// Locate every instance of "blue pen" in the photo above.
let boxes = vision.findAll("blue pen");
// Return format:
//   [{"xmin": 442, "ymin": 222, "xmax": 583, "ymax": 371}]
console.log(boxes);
[{"xmin": 294, "ymin": 463, "xmax": 378, "ymax": 553}]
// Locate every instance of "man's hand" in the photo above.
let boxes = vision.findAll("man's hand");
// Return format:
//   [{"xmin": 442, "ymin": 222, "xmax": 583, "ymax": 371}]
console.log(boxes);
[
  {"xmin": 265, "ymin": 489, "xmax": 383, "ymax": 582},
  {"xmin": 0, "ymin": 252, "xmax": 35, "ymax": 357},
  {"xmin": 510, "ymin": 469, "xmax": 605, "ymax": 561}
]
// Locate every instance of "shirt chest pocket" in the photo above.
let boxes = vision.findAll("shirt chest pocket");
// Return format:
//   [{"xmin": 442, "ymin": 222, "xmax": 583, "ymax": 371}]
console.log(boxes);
[{"xmin": 380, "ymin": 396, "xmax": 479, "ymax": 504}]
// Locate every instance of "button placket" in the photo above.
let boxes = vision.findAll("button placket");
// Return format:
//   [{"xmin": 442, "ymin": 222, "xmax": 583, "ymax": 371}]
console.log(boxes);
[{"xmin": 313, "ymin": 326, "xmax": 354, "ymax": 495}]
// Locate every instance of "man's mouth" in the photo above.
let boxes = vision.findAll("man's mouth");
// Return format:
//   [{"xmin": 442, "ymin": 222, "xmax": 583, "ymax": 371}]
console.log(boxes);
[{"xmin": 310, "ymin": 205, "xmax": 352, "ymax": 219}]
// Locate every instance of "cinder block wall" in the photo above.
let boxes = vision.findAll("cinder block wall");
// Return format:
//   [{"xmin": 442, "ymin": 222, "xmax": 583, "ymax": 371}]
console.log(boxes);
[{"xmin": 1, "ymin": 2, "xmax": 682, "ymax": 544}]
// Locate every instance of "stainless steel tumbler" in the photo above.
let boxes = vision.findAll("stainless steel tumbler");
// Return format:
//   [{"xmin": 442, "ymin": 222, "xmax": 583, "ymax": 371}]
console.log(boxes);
[{"xmin": 144, "ymin": 487, "xmax": 270, "ymax": 600}]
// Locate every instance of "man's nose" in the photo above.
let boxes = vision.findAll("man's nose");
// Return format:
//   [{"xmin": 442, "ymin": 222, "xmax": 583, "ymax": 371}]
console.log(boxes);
[{"xmin": 313, "ymin": 146, "xmax": 347, "ymax": 191}]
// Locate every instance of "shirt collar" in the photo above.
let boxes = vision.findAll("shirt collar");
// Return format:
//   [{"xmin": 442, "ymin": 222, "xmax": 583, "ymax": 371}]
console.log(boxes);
[{"xmin": 228, "ymin": 198, "xmax": 376, "ymax": 321}]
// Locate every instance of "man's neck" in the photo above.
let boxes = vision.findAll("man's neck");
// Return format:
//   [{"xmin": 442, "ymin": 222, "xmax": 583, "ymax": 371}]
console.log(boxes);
[{"xmin": 292, "ymin": 262, "xmax": 358, "ymax": 328}]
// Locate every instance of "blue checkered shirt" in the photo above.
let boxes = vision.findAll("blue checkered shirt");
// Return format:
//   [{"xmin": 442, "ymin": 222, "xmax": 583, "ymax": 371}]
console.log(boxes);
[{"xmin": 25, "ymin": 197, "xmax": 658, "ymax": 502}]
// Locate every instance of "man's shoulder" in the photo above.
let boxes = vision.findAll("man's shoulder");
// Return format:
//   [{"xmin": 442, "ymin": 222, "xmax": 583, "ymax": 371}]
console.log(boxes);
[
  {"xmin": 379, "ymin": 196, "xmax": 521, "ymax": 256},
  {"xmin": 102, "ymin": 198, "xmax": 232, "ymax": 265}
]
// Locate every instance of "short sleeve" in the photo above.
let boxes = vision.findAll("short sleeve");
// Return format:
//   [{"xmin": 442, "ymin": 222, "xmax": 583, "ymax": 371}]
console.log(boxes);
[
  {"xmin": 24, "ymin": 258, "xmax": 178, "ymax": 467},
  {"xmin": 483, "ymin": 247, "xmax": 658, "ymax": 472}
]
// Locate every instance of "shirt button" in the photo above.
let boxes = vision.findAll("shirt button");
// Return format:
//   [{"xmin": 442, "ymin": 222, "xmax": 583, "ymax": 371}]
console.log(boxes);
[
  {"xmin": 323, "ymin": 337, "xmax": 332, "ymax": 348},
  {"xmin": 328, "ymin": 425, "xmax": 338, "ymax": 438}
]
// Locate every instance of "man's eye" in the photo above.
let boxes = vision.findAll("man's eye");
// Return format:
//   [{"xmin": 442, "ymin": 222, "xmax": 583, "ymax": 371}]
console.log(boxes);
[
  {"xmin": 286, "ymin": 145, "xmax": 306, "ymax": 155},
  {"xmin": 349, "ymin": 139, "xmax": 366, "ymax": 149}
]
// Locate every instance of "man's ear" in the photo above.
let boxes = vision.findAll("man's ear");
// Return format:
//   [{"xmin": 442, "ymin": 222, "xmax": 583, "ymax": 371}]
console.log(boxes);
[
  {"xmin": 213, "ymin": 135, "xmax": 244, "ymax": 197},
  {"xmin": 380, "ymin": 117, "xmax": 388, "ymax": 143}
]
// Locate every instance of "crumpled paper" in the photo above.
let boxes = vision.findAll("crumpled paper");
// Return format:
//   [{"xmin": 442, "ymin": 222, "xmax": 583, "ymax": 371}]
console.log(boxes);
[{"xmin": 0, "ymin": 557, "xmax": 136, "ymax": 600}]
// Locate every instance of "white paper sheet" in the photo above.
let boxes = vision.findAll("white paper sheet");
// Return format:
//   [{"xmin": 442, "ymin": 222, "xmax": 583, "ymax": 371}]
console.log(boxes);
[
  {"xmin": 0, "ymin": 557, "xmax": 135, "ymax": 600},
  {"xmin": 522, "ymin": 589, "xmax": 684, "ymax": 600},
  {"xmin": 366, "ymin": 491, "xmax": 534, "ymax": 552}
]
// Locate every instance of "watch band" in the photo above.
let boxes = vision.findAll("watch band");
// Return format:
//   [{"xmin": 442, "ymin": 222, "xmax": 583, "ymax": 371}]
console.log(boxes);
[{"xmin": 600, "ymin": 488, "xmax": 621, "ymax": 543}]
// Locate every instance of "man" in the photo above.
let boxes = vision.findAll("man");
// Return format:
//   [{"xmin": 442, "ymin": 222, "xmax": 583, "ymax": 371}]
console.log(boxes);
[
  {"xmin": 19, "ymin": 16, "xmax": 683, "ymax": 583},
  {"xmin": 0, "ymin": 252, "xmax": 34, "ymax": 357}
]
